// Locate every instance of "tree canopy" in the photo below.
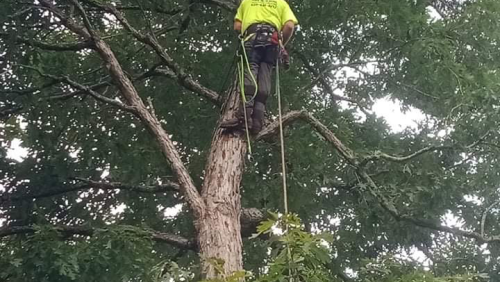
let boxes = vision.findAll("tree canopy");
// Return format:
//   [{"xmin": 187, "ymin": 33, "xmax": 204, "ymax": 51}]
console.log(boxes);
[{"xmin": 1, "ymin": 0, "xmax": 500, "ymax": 281}]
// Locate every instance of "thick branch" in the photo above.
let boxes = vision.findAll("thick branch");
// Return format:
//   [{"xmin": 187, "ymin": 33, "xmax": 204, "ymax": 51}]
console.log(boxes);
[
  {"xmin": 255, "ymin": 110, "xmax": 304, "ymax": 140},
  {"xmin": 256, "ymin": 110, "xmax": 356, "ymax": 164},
  {"xmin": 34, "ymin": 1, "xmax": 206, "ymax": 218},
  {"xmin": 0, "ymin": 207, "xmax": 265, "ymax": 247},
  {"xmin": 0, "ymin": 225, "xmax": 196, "ymax": 250},
  {"xmin": 240, "ymin": 208, "xmax": 266, "ymax": 237}
]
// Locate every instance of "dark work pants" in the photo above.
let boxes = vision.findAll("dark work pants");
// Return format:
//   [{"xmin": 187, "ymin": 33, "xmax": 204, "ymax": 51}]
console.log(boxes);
[{"xmin": 242, "ymin": 43, "xmax": 278, "ymax": 107}]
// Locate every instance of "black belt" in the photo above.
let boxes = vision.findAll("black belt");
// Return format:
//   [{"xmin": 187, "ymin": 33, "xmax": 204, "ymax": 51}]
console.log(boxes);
[{"xmin": 246, "ymin": 23, "xmax": 277, "ymax": 35}]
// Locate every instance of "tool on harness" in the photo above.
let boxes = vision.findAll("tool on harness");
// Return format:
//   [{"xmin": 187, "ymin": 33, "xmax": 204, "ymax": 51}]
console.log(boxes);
[{"xmin": 280, "ymin": 47, "xmax": 290, "ymax": 70}]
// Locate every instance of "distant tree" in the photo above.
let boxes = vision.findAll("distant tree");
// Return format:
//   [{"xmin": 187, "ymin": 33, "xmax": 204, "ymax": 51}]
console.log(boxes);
[{"xmin": 1, "ymin": 0, "xmax": 500, "ymax": 280}]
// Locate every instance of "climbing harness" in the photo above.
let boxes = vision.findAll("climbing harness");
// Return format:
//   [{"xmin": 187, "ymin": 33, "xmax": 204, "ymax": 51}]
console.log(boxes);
[{"xmin": 237, "ymin": 29, "xmax": 290, "ymax": 216}]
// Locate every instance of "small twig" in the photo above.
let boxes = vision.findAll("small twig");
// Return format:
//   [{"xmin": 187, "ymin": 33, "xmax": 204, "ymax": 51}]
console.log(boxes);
[
  {"xmin": 147, "ymin": 97, "xmax": 156, "ymax": 116},
  {"xmin": 18, "ymin": 64, "xmax": 136, "ymax": 113},
  {"xmin": 360, "ymin": 131, "xmax": 490, "ymax": 165},
  {"xmin": 481, "ymin": 200, "xmax": 500, "ymax": 238},
  {"xmin": 69, "ymin": 0, "xmax": 96, "ymax": 37}
]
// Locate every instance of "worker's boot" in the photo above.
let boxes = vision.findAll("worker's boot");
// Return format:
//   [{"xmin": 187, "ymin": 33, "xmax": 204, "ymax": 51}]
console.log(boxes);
[
  {"xmin": 250, "ymin": 102, "xmax": 265, "ymax": 135},
  {"xmin": 220, "ymin": 102, "xmax": 253, "ymax": 130}
]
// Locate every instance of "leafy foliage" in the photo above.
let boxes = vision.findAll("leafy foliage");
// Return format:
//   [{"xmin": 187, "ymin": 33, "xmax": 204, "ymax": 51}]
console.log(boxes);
[{"xmin": 1, "ymin": 0, "xmax": 500, "ymax": 280}]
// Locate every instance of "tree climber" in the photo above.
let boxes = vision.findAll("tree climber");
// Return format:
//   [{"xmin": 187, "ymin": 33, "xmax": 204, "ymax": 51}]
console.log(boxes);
[{"xmin": 220, "ymin": 0, "xmax": 298, "ymax": 135}]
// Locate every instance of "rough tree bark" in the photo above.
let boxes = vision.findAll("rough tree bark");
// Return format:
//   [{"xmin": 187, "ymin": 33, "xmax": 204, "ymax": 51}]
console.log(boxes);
[
  {"xmin": 32, "ymin": 0, "xmax": 249, "ymax": 279},
  {"xmin": 198, "ymin": 83, "xmax": 248, "ymax": 278}
]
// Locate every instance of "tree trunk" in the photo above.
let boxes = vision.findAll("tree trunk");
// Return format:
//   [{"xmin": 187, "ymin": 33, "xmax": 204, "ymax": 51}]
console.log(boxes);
[{"xmin": 198, "ymin": 84, "xmax": 247, "ymax": 279}]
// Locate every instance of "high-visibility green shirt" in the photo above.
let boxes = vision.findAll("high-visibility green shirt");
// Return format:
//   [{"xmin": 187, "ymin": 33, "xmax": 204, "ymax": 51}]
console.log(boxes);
[{"xmin": 235, "ymin": 0, "xmax": 298, "ymax": 34}]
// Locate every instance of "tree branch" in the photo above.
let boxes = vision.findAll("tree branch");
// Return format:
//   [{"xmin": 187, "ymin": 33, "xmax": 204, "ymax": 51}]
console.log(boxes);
[
  {"xmin": 255, "ymin": 110, "xmax": 304, "ymax": 141},
  {"xmin": 360, "ymin": 131, "xmax": 489, "ymax": 165},
  {"xmin": 0, "ymin": 105, "xmax": 23, "ymax": 120},
  {"xmin": 0, "ymin": 179, "xmax": 180, "ymax": 206},
  {"xmin": 481, "ymin": 200, "xmax": 500, "ymax": 238},
  {"xmin": 19, "ymin": 65, "xmax": 136, "ymax": 113},
  {"xmin": 293, "ymin": 50, "xmax": 371, "ymax": 115},
  {"xmin": 38, "ymin": 0, "xmax": 92, "ymax": 39},
  {"xmin": 69, "ymin": 0, "xmax": 97, "ymax": 38},
  {"xmin": 83, "ymin": 0, "xmax": 222, "ymax": 106},
  {"xmin": 0, "ymin": 80, "xmax": 60, "ymax": 95},
  {"xmin": 0, "ymin": 208, "xmax": 265, "ymax": 248},
  {"xmin": 0, "ymin": 225, "xmax": 196, "ymax": 250},
  {"xmin": 73, "ymin": 177, "xmax": 180, "ymax": 193},
  {"xmin": 256, "ymin": 110, "xmax": 357, "ymax": 164},
  {"xmin": 0, "ymin": 32, "xmax": 93, "ymax": 51},
  {"xmin": 256, "ymin": 109, "xmax": 499, "ymax": 244},
  {"xmin": 46, "ymin": 63, "xmax": 163, "ymax": 101},
  {"xmin": 35, "ymin": 1, "xmax": 206, "ymax": 218}
]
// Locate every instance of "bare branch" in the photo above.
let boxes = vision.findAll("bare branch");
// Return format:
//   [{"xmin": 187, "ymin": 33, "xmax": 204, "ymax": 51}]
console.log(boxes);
[
  {"xmin": 361, "ymin": 146, "xmax": 451, "ymax": 165},
  {"xmin": 0, "ymin": 225, "xmax": 196, "ymax": 250},
  {"xmin": 19, "ymin": 65, "xmax": 136, "ymax": 113},
  {"xmin": 255, "ymin": 110, "xmax": 304, "ymax": 141},
  {"xmin": 481, "ymin": 200, "xmax": 500, "ymax": 238},
  {"xmin": 361, "ymin": 131, "xmax": 489, "ymax": 165},
  {"xmin": 110, "ymin": 5, "xmax": 182, "ymax": 15},
  {"xmin": 256, "ymin": 110, "xmax": 356, "ymax": 164},
  {"xmin": 293, "ymin": 50, "xmax": 370, "ymax": 114},
  {"xmin": 0, "ymin": 179, "xmax": 179, "ymax": 206},
  {"xmin": 84, "ymin": 0, "xmax": 221, "ymax": 105},
  {"xmin": 38, "ymin": 0, "xmax": 91, "ymax": 39},
  {"xmin": 71, "ymin": 179, "xmax": 179, "ymax": 194},
  {"xmin": 0, "ymin": 32, "xmax": 93, "ymax": 51}
]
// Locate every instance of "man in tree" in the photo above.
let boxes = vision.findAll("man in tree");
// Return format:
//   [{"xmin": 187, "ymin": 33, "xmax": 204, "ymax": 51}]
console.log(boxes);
[{"xmin": 220, "ymin": 0, "xmax": 298, "ymax": 134}]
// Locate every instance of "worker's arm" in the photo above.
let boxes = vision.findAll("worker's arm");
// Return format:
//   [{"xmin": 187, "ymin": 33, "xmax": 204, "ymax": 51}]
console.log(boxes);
[
  {"xmin": 281, "ymin": 20, "xmax": 295, "ymax": 45},
  {"xmin": 234, "ymin": 20, "xmax": 242, "ymax": 34}
]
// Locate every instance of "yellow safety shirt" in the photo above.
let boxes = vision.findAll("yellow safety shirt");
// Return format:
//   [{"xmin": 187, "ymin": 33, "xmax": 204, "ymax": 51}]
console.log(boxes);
[{"xmin": 235, "ymin": 0, "xmax": 299, "ymax": 34}]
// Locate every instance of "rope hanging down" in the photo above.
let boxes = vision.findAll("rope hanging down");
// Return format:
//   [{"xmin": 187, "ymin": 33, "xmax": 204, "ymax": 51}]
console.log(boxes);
[
  {"xmin": 276, "ymin": 41, "xmax": 293, "ymax": 282},
  {"xmin": 237, "ymin": 35, "xmax": 259, "ymax": 154},
  {"xmin": 236, "ymin": 33, "xmax": 292, "ymax": 281},
  {"xmin": 236, "ymin": 34, "xmax": 290, "ymax": 219}
]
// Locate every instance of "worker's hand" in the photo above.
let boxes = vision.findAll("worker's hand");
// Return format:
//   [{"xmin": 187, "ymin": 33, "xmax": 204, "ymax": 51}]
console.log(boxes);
[{"xmin": 280, "ymin": 47, "xmax": 290, "ymax": 70}]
